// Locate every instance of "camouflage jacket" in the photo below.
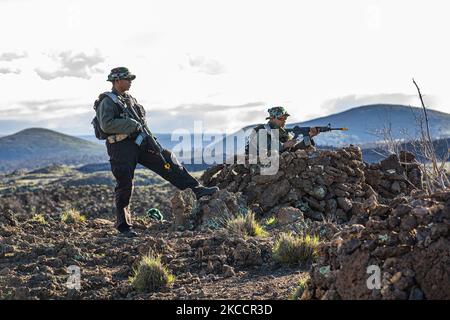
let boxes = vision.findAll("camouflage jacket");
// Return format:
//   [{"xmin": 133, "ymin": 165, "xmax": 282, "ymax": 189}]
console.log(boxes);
[
  {"xmin": 95, "ymin": 89, "xmax": 144, "ymax": 135},
  {"xmin": 245, "ymin": 121, "xmax": 315, "ymax": 154}
]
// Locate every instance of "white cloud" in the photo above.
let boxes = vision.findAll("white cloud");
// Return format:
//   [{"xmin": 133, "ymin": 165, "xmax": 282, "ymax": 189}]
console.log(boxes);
[
  {"xmin": 0, "ymin": 51, "xmax": 27, "ymax": 61},
  {"xmin": 35, "ymin": 50, "xmax": 105, "ymax": 80},
  {"xmin": 186, "ymin": 55, "xmax": 226, "ymax": 75},
  {"xmin": 0, "ymin": 67, "xmax": 20, "ymax": 74}
]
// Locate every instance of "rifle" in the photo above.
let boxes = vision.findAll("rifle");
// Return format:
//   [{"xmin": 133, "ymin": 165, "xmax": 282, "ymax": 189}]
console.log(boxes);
[
  {"xmin": 285, "ymin": 123, "xmax": 348, "ymax": 146},
  {"xmin": 123, "ymin": 101, "xmax": 171, "ymax": 171}
]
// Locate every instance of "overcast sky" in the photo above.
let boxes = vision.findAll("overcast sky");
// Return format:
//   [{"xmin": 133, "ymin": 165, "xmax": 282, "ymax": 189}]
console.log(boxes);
[{"xmin": 0, "ymin": 0, "xmax": 449, "ymax": 135}]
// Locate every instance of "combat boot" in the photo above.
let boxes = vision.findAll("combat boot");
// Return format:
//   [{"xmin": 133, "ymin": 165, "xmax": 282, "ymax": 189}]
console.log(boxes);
[
  {"xmin": 117, "ymin": 228, "xmax": 138, "ymax": 238},
  {"xmin": 192, "ymin": 185, "xmax": 219, "ymax": 199}
]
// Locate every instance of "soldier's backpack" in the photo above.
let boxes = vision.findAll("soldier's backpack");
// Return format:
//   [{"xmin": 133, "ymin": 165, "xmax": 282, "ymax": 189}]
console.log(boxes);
[{"xmin": 91, "ymin": 92, "xmax": 124, "ymax": 140}]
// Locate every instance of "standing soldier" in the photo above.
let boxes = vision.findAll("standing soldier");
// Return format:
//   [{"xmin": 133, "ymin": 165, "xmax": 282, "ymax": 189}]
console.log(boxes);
[{"xmin": 95, "ymin": 67, "xmax": 219, "ymax": 237}]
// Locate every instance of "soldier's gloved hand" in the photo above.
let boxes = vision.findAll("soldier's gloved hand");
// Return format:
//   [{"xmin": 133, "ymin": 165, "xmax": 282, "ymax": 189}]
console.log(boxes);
[
  {"xmin": 309, "ymin": 127, "xmax": 320, "ymax": 137},
  {"xmin": 283, "ymin": 139, "xmax": 299, "ymax": 150}
]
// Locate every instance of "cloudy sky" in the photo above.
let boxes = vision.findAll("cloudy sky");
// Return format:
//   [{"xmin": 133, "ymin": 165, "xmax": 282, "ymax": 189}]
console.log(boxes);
[{"xmin": 0, "ymin": 0, "xmax": 449, "ymax": 135}]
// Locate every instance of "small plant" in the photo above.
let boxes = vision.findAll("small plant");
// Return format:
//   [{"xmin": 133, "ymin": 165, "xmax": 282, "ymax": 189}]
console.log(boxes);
[
  {"xmin": 226, "ymin": 211, "xmax": 267, "ymax": 238},
  {"xmin": 129, "ymin": 254, "xmax": 174, "ymax": 293},
  {"xmin": 265, "ymin": 216, "xmax": 277, "ymax": 227},
  {"xmin": 31, "ymin": 213, "xmax": 47, "ymax": 225},
  {"xmin": 291, "ymin": 277, "xmax": 310, "ymax": 300},
  {"xmin": 61, "ymin": 208, "xmax": 86, "ymax": 224},
  {"xmin": 273, "ymin": 232, "xmax": 319, "ymax": 265},
  {"xmin": 0, "ymin": 288, "xmax": 14, "ymax": 299}
]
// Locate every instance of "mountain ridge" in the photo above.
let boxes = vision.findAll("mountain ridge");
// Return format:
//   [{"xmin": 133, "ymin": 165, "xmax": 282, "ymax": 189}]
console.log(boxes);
[{"xmin": 0, "ymin": 128, "xmax": 107, "ymax": 172}]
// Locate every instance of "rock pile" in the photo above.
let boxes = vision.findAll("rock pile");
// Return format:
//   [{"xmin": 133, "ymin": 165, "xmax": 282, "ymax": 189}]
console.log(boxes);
[
  {"xmin": 201, "ymin": 146, "xmax": 377, "ymax": 223},
  {"xmin": 171, "ymin": 189, "xmax": 248, "ymax": 231},
  {"xmin": 303, "ymin": 190, "xmax": 450, "ymax": 300},
  {"xmin": 364, "ymin": 151, "xmax": 423, "ymax": 199}
]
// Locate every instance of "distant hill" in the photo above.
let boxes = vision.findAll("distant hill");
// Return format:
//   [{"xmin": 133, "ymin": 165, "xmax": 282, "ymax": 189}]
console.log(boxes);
[
  {"xmin": 0, "ymin": 129, "xmax": 216, "ymax": 173},
  {"xmin": 206, "ymin": 104, "xmax": 450, "ymax": 153},
  {"xmin": 294, "ymin": 104, "xmax": 450, "ymax": 146},
  {"xmin": 0, "ymin": 128, "xmax": 107, "ymax": 173}
]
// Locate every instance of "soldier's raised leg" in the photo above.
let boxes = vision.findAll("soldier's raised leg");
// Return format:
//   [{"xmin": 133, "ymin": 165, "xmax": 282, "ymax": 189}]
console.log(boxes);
[{"xmin": 137, "ymin": 148, "xmax": 218, "ymax": 199}]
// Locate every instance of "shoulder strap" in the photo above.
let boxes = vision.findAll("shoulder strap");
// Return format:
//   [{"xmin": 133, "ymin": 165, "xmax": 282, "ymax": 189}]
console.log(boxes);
[
  {"xmin": 94, "ymin": 92, "xmax": 125, "ymax": 117},
  {"xmin": 103, "ymin": 92, "xmax": 126, "ymax": 108}
]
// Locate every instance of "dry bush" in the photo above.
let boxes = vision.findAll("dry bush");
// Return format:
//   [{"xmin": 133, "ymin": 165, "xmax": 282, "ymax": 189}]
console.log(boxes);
[
  {"xmin": 61, "ymin": 208, "xmax": 86, "ymax": 224},
  {"xmin": 369, "ymin": 80, "xmax": 450, "ymax": 194},
  {"xmin": 291, "ymin": 276, "xmax": 310, "ymax": 300},
  {"xmin": 226, "ymin": 211, "xmax": 267, "ymax": 237},
  {"xmin": 129, "ymin": 255, "xmax": 174, "ymax": 292},
  {"xmin": 30, "ymin": 213, "xmax": 47, "ymax": 225},
  {"xmin": 272, "ymin": 232, "xmax": 319, "ymax": 265}
]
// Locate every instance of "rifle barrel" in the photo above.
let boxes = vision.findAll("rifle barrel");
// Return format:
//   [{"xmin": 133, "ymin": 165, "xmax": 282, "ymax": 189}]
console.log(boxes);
[{"xmin": 333, "ymin": 127, "xmax": 348, "ymax": 131}]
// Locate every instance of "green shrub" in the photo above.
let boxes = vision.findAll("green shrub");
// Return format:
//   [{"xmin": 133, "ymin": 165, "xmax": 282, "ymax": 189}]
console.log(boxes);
[
  {"xmin": 273, "ymin": 232, "xmax": 319, "ymax": 265},
  {"xmin": 129, "ymin": 255, "xmax": 174, "ymax": 292}
]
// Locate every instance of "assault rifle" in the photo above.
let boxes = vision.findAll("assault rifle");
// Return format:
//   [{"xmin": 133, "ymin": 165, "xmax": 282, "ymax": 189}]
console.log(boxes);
[{"xmin": 285, "ymin": 123, "xmax": 348, "ymax": 146}]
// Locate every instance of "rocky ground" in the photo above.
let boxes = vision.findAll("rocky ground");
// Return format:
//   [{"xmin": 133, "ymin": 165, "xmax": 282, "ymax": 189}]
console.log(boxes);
[
  {"xmin": 0, "ymin": 166, "xmax": 305, "ymax": 300},
  {"xmin": 0, "ymin": 148, "xmax": 449, "ymax": 300}
]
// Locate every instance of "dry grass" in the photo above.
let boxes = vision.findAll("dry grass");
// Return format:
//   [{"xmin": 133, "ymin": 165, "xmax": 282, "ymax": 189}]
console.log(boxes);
[
  {"xmin": 226, "ymin": 211, "xmax": 268, "ymax": 238},
  {"xmin": 129, "ymin": 255, "xmax": 174, "ymax": 293},
  {"xmin": 30, "ymin": 213, "xmax": 47, "ymax": 225},
  {"xmin": 290, "ymin": 276, "xmax": 310, "ymax": 300},
  {"xmin": 273, "ymin": 232, "xmax": 319, "ymax": 265},
  {"xmin": 61, "ymin": 208, "xmax": 86, "ymax": 224},
  {"xmin": 368, "ymin": 80, "xmax": 450, "ymax": 194},
  {"xmin": 265, "ymin": 216, "xmax": 277, "ymax": 227}
]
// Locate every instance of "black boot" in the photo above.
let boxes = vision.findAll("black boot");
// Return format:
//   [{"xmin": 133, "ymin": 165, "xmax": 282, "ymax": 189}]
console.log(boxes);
[
  {"xmin": 117, "ymin": 227, "xmax": 138, "ymax": 238},
  {"xmin": 192, "ymin": 185, "xmax": 219, "ymax": 199}
]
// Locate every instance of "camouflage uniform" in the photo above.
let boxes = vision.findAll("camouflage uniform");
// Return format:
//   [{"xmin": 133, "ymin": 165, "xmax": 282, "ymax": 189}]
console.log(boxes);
[
  {"xmin": 96, "ymin": 67, "xmax": 216, "ymax": 233},
  {"xmin": 245, "ymin": 106, "xmax": 315, "ymax": 155}
]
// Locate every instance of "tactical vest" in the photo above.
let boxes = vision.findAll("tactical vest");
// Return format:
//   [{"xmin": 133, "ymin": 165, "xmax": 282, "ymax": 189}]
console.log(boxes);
[
  {"xmin": 245, "ymin": 122, "xmax": 290, "ymax": 153},
  {"xmin": 91, "ymin": 92, "xmax": 145, "ymax": 140}
]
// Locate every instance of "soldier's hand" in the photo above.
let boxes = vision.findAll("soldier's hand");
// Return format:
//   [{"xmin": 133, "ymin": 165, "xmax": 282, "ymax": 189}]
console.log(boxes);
[
  {"xmin": 283, "ymin": 139, "xmax": 298, "ymax": 149},
  {"xmin": 309, "ymin": 127, "xmax": 319, "ymax": 137}
]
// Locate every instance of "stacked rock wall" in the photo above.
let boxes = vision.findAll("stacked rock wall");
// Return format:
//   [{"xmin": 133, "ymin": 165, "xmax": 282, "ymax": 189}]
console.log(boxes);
[{"xmin": 202, "ymin": 146, "xmax": 376, "ymax": 223}]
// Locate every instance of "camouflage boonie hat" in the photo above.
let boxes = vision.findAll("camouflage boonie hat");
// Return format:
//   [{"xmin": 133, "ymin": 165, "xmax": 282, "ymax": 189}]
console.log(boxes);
[
  {"xmin": 107, "ymin": 67, "xmax": 136, "ymax": 81},
  {"xmin": 266, "ymin": 106, "xmax": 290, "ymax": 119}
]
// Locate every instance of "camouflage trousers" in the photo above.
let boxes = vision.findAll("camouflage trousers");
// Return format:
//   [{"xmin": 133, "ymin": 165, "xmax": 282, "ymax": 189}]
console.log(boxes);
[{"xmin": 106, "ymin": 138, "xmax": 199, "ymax": 232}]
